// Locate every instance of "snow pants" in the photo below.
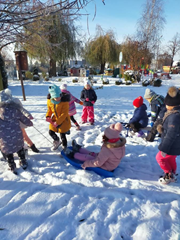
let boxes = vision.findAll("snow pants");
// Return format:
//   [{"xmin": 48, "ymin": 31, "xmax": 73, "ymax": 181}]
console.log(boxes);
[
  {"xmin": 81, "ymin": 106, "xmax": 94, "ymax": 123},
  {"xmin": 156, "ymin": 151, "xmax": 177, "ymax": 174},
  {"xmin": 74, "ymin": 148, "xmax": 98, "ymax": 161}
]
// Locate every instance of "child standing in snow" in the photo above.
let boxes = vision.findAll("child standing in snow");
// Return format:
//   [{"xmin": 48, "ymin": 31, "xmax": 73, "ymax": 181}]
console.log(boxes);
[
  {"xmin": 0, "ymin": 89, "xmax": 33, "ymax": 173},
  {"xmin": 60, "ymin": 83, "xmax": 83, "ymax": 130},
  {"xmin": 46, "ymin": 84, "xmax": 71, "ymax": 152},
  {"xmin": 156, "ymin": 86, "xmax": 180, "ymax": 184},
  {"xmin": 144, "ymin": 88, "xmax": 166, "ymax": 142},
  {"xmin": 80, "ymin": 80, "xmax": 97, "ymax": 125},
  {"xmin": 67, "ymin": 122, "xmax": 126, "ymax": 172},
  {"xmin": 126, "ymin": 96, "xmax": 148, "ymax": 137}
]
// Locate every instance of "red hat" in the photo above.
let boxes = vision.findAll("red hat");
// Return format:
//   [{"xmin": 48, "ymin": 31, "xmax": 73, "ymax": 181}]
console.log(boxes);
[{"xmin": 133, "ymin": 96, "xmax": 143, "ymax": 108}]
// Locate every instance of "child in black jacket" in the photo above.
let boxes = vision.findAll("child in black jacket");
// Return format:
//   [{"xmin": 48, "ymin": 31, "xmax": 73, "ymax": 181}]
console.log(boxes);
[{"xmin": 156, "ymin": 86, "xmax": 180, "ymax": 184}]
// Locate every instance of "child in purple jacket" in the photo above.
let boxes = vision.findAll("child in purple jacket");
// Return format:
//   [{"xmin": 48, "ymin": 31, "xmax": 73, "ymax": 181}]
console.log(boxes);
[{"xmin": 60, "ymin": 83, "xmax": 83, "ymax": 130}]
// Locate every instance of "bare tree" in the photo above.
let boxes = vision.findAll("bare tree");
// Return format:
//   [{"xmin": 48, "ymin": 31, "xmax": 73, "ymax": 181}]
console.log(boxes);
[
  {"xmin": 0, "ymin": 0, "xmax": 92, "ymax": 50},
  {"xmin": 136, "ymin": 0, "xmax": 166, "ymax": 53},
  {"xmin": 167, "ymin": 33, "xmax": 180, "ymax": 70}
]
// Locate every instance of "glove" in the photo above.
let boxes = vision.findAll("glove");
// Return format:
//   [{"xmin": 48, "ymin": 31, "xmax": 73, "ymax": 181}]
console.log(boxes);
[
  {"xmin": 52, "ymin": 122, "xmax": 58, "ymax": 128},
  {"xmin": 150, "ymin": 122, "xmax": 154, "ymax": 127},
  {"xmin": 82, "ymin": 161, "xmax": 88, "ymax": 170},
  {"xmin": 91, "ymin": 101, "xmax": 95, "ymax": 104},
  {"xmin": 46, "ymin": 117, "xmax": 53, "ymax": 124},
  {"xmin": 161, "ymin": 151, "xmax": 166, "ymax": 158},
  {"xmin": 79, "ymin": 101, "xmax": 83, "ymax": 105},
  {"xmin": 85, "ymin": 98, "xmax": 89, "ymax": 101},
  {"xmin": 147, "ymin": 113, "xmax": 151, "ymax": 117},
  {"xmin": 29, "ymin": 115, "xmax": 34, "ymax": 120},
  {"xmin": 125, "ymin": 123, "xmax": 130, "ymax": 128}
]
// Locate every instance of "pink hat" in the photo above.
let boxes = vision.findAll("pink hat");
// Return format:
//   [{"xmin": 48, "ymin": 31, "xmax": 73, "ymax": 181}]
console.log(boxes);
[
  {"xmin": 104, "ymin": 122, "xmax": 122, "ymax": 139},
  {"xmin": 60, "ymin": 83, "xmax": 67, "ymax": 90}
]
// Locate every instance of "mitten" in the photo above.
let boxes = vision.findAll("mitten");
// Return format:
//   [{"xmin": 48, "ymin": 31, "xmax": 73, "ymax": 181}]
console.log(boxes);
[
  {"xmin": 85, "ymin": 98, "xmax": 89, "ymax": 101},
  {"xmin": 79, "ymin": 101, "xmax": 83, "ymax": 105},
  {"xmin": 91, "ymin": 101, "xmax": 95, "ymax": 104},
  {"xmin": 150, "ymin": 122, "xmax": 154, "ymax": 127},
  {"xmin": 125, "ymin": 123, "xmax": 130, "ymax": 128},
  {"xmin": 46, "ymin": 117, "xmax": 52, "ymax": 124},
  {"xmin": 82, "ymin": 161, "xmax": 88, "ymax": 169},
  {"xmin": 52, "ymin": 122, "xmax": 58, "ymax": 128},
  {"xmin": 29, "ymin": 115, "xmax": 34, "ymax": 120},
  {"xmin": 161, "ymin": 151, "xmax": 166, "ymax": 158}
]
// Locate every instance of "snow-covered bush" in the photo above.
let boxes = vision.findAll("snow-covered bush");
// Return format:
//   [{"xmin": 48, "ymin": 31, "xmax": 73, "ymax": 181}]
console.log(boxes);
[
  {"xmin": 72, "ymin": 78, "xmax": 78, "ymax": 83},
  {"xmin": 142, "ymin": 79, "xmax": 150, "ymax": 86},
  {"xmin": 25, "ymin": 71, "xmax": 33, "ymax": 80},
  {"xmin": 103, "ymin": 79, "xmax": 109, "ymax": 84},
  {"xmin": 115, "ymin": 79, "xmax": 123, "ymax": 85}
]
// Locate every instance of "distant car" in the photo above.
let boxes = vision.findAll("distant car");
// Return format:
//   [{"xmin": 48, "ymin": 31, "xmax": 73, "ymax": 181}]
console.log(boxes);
[
  {"xmin": 58, "ymin": 70, "xmax": 68, "ymax": 76},
  {"xmin": 157, "ymin": 69, "xmax": 162, "ymax": 73}
]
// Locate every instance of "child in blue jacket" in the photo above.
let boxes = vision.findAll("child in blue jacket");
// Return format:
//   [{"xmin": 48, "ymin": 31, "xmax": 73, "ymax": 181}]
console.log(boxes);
[{"xmin": 127, "ymin": 96, "xmax": 148, "ymax": 137}]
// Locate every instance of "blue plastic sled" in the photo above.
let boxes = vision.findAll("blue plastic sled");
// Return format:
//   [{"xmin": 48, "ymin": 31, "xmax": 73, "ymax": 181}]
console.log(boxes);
[{"xmin": 61, "ymin": 147, "xmax": 114, "ymax": 178}]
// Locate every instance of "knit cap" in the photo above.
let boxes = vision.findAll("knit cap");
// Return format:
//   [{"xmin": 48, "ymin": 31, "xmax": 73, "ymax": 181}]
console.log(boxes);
[
  {"xmin": 164, "ymin": 86, "xmax": 180, "ymax": 106},
  {"xmin": 0, "ymin": 88, "xmax": 12, "ymax": 103},
  {"xmin": 133, "ymin": 96, "xmax": 143, "ymax": 108},
  {"xmin": 84, "ymin": 79, "xmax": 91, "ymax": 87},
  {"xmin": 48, "ymin": 84, "xmax": 61, "ymax": 99},
  {"xmin": 104, "ymin": 122, "xmax": 122, "ymax": 139},
  {"xmin": 144, "ymin": 88, "xmax": 155, "ymax": 99},
  {"xmin": 60, "ymin": 83, "xmax": 67, "ymax": 91}
]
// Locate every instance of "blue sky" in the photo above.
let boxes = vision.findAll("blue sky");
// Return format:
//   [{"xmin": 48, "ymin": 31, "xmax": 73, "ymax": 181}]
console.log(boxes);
[{"xmin": 78, "ymin": 0, "xmax": 180, "ymax": 59}]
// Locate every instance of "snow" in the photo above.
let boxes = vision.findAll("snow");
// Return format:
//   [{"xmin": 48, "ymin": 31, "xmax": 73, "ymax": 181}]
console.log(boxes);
[{"xmin": 0, "ymin": 75, "xmax": 180, "ymax": 240}]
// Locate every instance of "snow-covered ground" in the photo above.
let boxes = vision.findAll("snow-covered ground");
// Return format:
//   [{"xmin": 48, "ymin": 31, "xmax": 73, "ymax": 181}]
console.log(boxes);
[{"xmin": 0, "ymin": 75, "xmax": 180, "ymax": 240}]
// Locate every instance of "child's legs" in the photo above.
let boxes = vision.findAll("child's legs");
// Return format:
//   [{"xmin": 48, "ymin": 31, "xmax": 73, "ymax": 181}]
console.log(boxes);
[
  {"xmin": 60, "ymin": 133, "xmax": 67, "ymax": 148},
  {"xmin": 81, "ymin": 106, "xmax": 88, "ymax": 122},
  {"xmin": 17, "ymin": 148, "xmax": 26, "ymax": 160},
  {"xmin": 168, "ymin": 155, "xmax": 177, "ymax": 174},
  {"xmin": 6, "ymin": 153, "xmax": 15, "ymax": 167},
  {"xmin": 70, "ymin": 115, "xmax": 79, "ymax": 126},
  {"xmin": 49, "ymin": 130, "xmax": 59, "ymax": 141},
  {"xmin": 156, "ymin": 151, "xmax": 174, "ymax": 173},
  {"xmin": 22, "ymin": 128, "xmax": 33, "ymax": 146},
  {"xmin": 130, "ymin": 122, "xmax": 142, "ymax": 132},
  {"xmin": 79, "ymin": 148, "xmax": 92, "ymax": 154},
  {"xmin": 74, "ymin": 152, "xmax": 95, "ymax": 161},
  {"xmin": 87, "ymin": 106, "xmax": 94, "ymax": 123}
]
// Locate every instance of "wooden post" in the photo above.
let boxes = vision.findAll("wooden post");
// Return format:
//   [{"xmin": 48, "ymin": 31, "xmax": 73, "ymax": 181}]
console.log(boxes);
[{"xmin": 17, "ymin": 54, "xmax": 26, "ymax": 101}]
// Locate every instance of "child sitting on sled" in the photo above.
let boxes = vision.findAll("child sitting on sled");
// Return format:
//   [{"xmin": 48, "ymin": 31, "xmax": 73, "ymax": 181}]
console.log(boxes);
[
  {"xmin": 67, "ymin": 122, "xmax": 126, "ymax": 172},
  {"xmin": 60, "ymin": 83, "xmax": 83, "ymax": 130},
  {"xmin": 126, "ymin": 96, "xmax": 148, "ymax": 137}
]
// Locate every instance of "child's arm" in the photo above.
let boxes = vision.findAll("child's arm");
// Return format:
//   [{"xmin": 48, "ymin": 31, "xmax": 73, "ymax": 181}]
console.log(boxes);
[
  {"xmin": 82, "ymin": 147, "xmax": 109, "ymax": 169},
  {"xmin": 80, "ymin": 90, "xmax": 86, "ymax": 102},
  {"xmin": 71, "ymin": 94, "xmax": 81, "ymax": 104},
  {"xmin": 46, "ymin": 99, "xmax": 53, "ymax": 118},
  {"xmin": 16, "ymin": 109, "xmax": 33, "ymax": 127}
]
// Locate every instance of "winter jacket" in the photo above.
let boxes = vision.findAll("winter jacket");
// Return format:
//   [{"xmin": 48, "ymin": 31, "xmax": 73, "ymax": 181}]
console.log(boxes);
[
  {"xmin": 82, "ymin": 137, "xmax": 126, "ymax": 171},
  {"xmin": 129, "ymin": 103, "xmax": 148, "ymax": 128},
  {"xmin": 61, "ymin": 90, "xmax": 81, "ymax": 116},
  {"xmin": 150, "ymin": 94, "xmax": 166, "ymax": 122},
  {"xmin": 80, "ymin": 88, "xmax": 97, "ymax": 106},
  {"xmin": 0, "ymin": 104, "xmax": 33, "ymax": 155},
  {"xmin": 158, "ymin": 106, "xmax": 180, "ymax": 155},
  {"xmin": 46, "ymin": 93, "xmax": 71, "ymax": 133}
]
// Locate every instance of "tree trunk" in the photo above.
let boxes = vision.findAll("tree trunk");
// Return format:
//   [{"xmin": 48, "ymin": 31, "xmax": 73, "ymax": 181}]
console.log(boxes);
[
  {"xmin": 99, "ymin": 63, "xmax": 105, "ymax": 74},
  {"xmin": 49, "ymin": 59, "xmax": 56, "ymax": 77}
]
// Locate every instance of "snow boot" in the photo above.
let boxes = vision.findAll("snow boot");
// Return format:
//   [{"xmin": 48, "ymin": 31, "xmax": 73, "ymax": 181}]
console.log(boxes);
[
  {"xmin": 30, "ymin": 144, "xmax": 39, "ymax": 153},
  {"xmin": 159, "ymin": 172, "xmax": 177, "ymax": 184},
  {"xmin": 8, "ymin": 162, "xmax": 17, "ymax": 174},
  {"xmin": 19, "ymin": 158, "xmax": 28, "ymax": 170},
  {"xmin": 51, "ymin": 140, "xmax": 61, "ymax": 151},
  {"xmin": 63, "ymin": 147, "xmax": 74, "ymax": 158},
  {"xmin": 137, "ymin": 130, "xmax": 145, "ymax": 137},
  {"xmin": 72, "ymin": 140, "xmax": 82, "ymax": 152}
]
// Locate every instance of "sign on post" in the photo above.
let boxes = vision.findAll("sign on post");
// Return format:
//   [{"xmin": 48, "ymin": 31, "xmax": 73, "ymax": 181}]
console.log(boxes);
[{"xmin": 119, "ymin": 52, "xmax": 123, "ymax": 78}]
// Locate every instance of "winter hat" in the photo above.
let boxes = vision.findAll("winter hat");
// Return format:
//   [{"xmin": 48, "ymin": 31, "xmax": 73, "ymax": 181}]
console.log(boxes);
[
  {"xmin": 144, "ymin": 88, "xmax": 155, "ymax": 99},
  {"xmin": 84, "ymin": 79, "xmax": 91, "ymax": 87},
  {"xmin": 133, "ymin": 96, "xmax": 143, "ymax": 108},
  {"xmin": 0, "ymin": 88, "xmax": 12, "ymax": 103},
  {"xmin": 60, "ymin": 83, "xmax": 67, "ymax": 91},
  {"xmin": 164, "ymin": 86, "xmax": 180, "ymax": 106},
  {"xmin": 104, "ymin": 122, "xmax": 122, "ymax": 139},
  {"xmin": 48, "ymin": 84, "xmax": 61, "ymax": 99}
]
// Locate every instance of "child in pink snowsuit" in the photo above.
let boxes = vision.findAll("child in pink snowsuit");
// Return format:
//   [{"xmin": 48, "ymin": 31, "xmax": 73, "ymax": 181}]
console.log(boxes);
[
  {"xmin": 71, "ymin": 122, "xmax": 126, "ymax": 172},
  {"xmin": 80, "ymin": 80, "xmax": 97, "ymax": 125},
  {"xmin": 60, "ymin": 83, "xmax": 83, "ymax": 130}
]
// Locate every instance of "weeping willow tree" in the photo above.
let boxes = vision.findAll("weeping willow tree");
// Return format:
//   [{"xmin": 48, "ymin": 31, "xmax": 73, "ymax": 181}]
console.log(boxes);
[
  {"xmin": 84, "ymin": 26, "xmax": 120, "ymax": 74},
  {"xmin": 24, "ymin": 13, "xmax": 77, "ymax": 76}
]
